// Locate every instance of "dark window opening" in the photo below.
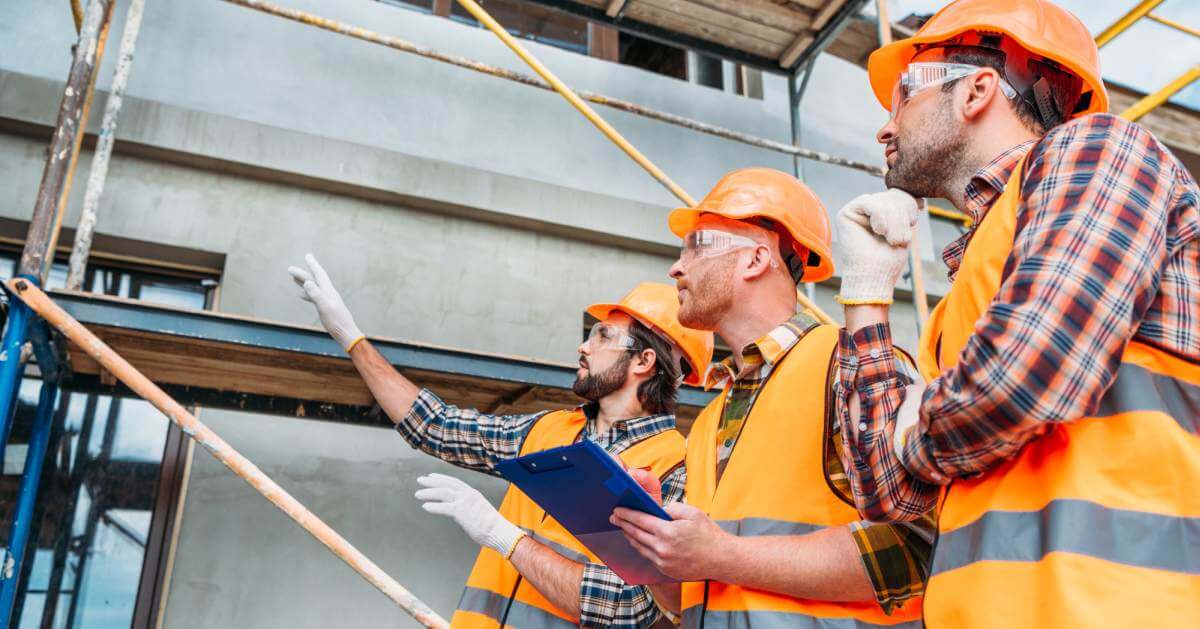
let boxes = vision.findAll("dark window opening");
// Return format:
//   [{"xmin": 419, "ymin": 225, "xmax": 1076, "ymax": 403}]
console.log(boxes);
[
  {"xmin": 691, "ymin": 52, "xmax": 724, "ymax": 90},
  {"xmin": 618, "ymin": 32, "xmax": 686, "ymax": 80}
]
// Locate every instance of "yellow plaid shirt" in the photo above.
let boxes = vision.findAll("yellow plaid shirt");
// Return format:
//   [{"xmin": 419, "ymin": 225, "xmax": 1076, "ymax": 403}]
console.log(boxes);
[{"xmin": 703, "ymin": 313, "xmax": 932, "ymax": 613}]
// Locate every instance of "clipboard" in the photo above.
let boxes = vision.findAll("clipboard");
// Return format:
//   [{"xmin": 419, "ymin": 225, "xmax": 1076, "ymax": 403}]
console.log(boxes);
[{"xmin": 495, "ymin": 439, "xmax": 676, "ymax": 585}]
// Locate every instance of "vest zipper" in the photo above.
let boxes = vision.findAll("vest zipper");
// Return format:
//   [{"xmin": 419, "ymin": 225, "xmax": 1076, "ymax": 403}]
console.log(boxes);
[
  {"xmin": 499, "ymin": 576, "xmax": 522, "ymax": 627},
  {"xmin": 700, "ymin": 579, "xmax": 710, "ymax": 628}
]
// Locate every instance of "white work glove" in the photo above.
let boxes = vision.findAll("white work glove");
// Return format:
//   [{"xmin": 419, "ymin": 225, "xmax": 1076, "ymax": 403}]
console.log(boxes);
[
  {"xmin": 416, "ymin": 473, "xmax": 525, "ymax": 557},
  {"xmin": 836, "ymin": 190, "xmax": 921, "ymax": 305},
  {"xmin": 288, "ymin": 254, "xmax": 365, "ymax": 352}
]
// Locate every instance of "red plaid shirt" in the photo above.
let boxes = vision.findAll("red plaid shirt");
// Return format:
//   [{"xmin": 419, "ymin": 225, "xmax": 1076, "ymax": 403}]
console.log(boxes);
[{"xmin": 836, "ymin": 113, "xmax": 1200, "ymax": 521}]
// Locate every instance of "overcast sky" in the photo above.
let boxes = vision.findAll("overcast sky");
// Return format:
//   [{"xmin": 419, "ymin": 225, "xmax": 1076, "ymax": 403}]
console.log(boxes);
[{"xmin": 867, "ymin": 0, "xmax": 1199, "ymax": 110}]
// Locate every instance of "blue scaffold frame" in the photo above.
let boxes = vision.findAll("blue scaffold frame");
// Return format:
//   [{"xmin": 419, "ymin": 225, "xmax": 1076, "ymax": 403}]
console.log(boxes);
[{"xmin": 0, "ymin": 277, "xmax": 62, "ymax": 629}]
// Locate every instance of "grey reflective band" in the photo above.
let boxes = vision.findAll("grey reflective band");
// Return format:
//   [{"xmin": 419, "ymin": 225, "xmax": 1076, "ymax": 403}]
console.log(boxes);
[
  {"xmin": 457, "ymin": 586, "xmax": 510, "ymax": 623},
  {"xmin": 682, "ymin": 607, "xmax": 921, "ymax": 628},
  {"xmin": 714, "ymin": 518, "xmax": 824, "ymax": 537},
  {"xmin": 522, "ymin": 527, "xmax": 591, "ymax": 564},
  {"xmin": 456, "ymin": 586, "xmax": 577, "ymax": 629},
  {"xmin": 1095, "ymin": 362, "xmax": 1200, "ymax": 434},
  {"xmin": 933, "ymin": 498, "xmax": 1200, "ymax": 577}
]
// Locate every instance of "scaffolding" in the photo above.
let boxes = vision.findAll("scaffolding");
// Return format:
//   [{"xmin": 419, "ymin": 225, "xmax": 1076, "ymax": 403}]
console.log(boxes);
[
  {"xmin": 2, "ymin": 1, "xmax": 868, "ymax": 624},
  {"xmin": 1, "ymin": 0, "xmax": 1196, "ymax": 626}
]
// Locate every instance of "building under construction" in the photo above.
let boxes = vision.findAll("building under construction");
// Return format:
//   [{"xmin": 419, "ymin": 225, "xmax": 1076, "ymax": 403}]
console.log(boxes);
[{"xmin": 0, "ymin": 0, "xmax": 1196, "ymax": 627}]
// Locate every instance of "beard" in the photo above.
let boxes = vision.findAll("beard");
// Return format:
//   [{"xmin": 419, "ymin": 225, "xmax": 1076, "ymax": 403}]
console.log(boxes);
[
  {"xmin": 677, "ymin": 256, "xmax": 736, "ymax": 331},
  {"xmin": 572, "ymin": 354, "xmax": 632, "ymax": 401},
  {"xmin": 885, "ymin": 95, "xmax": 968, "ymax": 198}
]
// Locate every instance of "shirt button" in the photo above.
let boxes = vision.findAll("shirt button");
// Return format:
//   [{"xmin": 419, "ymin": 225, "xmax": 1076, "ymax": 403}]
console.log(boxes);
[
  {"xmin": 858, "ymin": 422, "xmax": 869, "ymax": 432},
  {"xmin": 869, "ymin": 348, "xmax": 881, "ymax": 359},
  {"xmin": 724, "ymin": 439, "xmax": 733, "ymax": 447}
]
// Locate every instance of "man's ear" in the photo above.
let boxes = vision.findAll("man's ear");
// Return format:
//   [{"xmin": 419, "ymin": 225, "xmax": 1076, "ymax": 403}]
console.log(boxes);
[
  {"xmin": 631, "ymin": 348, "xmax": 657, "ymax": 377},
  {"xmin": 961, "ymin": 69, "xmax": 1003, "ymax": 122},
  {"xmin": 741, "ymin": 244, "xmax": 774, "ymax": 281}
]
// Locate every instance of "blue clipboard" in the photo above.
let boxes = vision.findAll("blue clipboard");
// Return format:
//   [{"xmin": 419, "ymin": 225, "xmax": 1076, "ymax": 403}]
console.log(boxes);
[{"xmin": 495, "ymin": 439, "xmax": 676, "ymax": 585}]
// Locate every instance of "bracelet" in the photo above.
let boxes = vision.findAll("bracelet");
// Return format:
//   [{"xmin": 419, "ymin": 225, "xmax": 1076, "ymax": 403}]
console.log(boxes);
[
  {"xmin": 503, "ymin": 531, "xmax": 527, "ymax": 560},
  {"xmin": 344, "ymin": 335, "xmax": 367, "ymax": 354},
  {"xmin": 834, "ymin": 296, "xmax": 894, "ymax": 306}
]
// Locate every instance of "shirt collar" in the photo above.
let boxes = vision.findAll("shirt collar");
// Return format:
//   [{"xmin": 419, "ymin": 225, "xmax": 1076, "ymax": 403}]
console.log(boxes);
[
  {"xmin": 703, "ymin": 312, "xmax": 819, "ymax": 391},
  {"xmin": 961, "ymin": 140, "xmax": 1035, "ymax": 224},
  {"xmin": 580, "ymin": 402, "xmax": 676, "ymax": 438},
  {"xmin": 943, "ymin": 140, "xmax": 1035, "ymax": 278}
]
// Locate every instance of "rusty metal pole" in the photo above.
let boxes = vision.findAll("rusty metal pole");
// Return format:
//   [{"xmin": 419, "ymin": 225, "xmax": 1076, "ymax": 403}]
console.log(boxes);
[
  {"xmin": 19, "ymin": 0, "xmax": 116, "ymax": 284},
  {"xmin": 67, "ymin": 0, "xmax": 147, "ymax": 290}
]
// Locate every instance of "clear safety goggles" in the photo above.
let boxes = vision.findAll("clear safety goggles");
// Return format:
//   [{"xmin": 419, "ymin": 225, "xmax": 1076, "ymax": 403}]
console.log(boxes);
[
  {"xmin": 890, "ymin": 62, "xmax": 1017, "ymax": 120},
  {"xmin": 585, "ymin": 322, "xmax": 640, "ymax": 351},
  {"xmin": 679, "ymin": 230, "xmax": 761, "ymax": 266}
]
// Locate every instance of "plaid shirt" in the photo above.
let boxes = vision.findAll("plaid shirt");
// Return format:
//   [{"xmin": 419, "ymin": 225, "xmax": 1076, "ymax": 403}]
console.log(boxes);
[
  {"xmin": 397, "ymin": 388, "xmax": 685, "ymax": 627},
  {"xmin": 704, "ymin": 313, "xmax": 933, "ymax": 613},
  {"xmin": 837, "ymin": 113, "xmax": 1200, "ymax": 521}
]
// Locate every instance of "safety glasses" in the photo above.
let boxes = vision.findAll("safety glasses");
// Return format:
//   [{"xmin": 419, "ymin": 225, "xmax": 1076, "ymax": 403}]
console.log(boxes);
[
  {"xmin": 679, "ymin": 230, "xmax": 761, "ymax": 266},
  {"xmin": 585, "ymin": 322, "xmax": 640, "ymax": 351},
  {"xmin": 890, "ymin": 62, "xmax": 1017, "ymax": 120}
]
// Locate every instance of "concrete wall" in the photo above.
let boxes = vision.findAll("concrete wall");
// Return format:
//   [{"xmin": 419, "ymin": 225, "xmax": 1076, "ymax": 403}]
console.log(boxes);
[{"xmin": 0, "ymin": 0, "xmax": 939, "ymax": 625}]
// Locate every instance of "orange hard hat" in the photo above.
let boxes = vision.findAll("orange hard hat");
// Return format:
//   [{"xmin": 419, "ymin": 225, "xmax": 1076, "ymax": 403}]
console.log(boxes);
[
  {"xmin": 586, "ymin": 282, "xmax": 714, "ymax": 386},
  {"xmin": 868, "ymin": 0, "xmax": 1107, "ymax": 120},
  {"xmin": 667, "ymin": 168, "xmax": 834, "ymax": 283}
]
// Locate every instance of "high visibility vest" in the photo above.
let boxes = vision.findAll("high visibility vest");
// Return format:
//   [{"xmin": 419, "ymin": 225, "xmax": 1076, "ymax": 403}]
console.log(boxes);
[
  {"xmin": 452, "ymin": 409, "xmax": 685, "ymax": 629},
  {"xmin": 681, "ymin": 324, "xmax": 923, "ymax": 628},
  {"xmin": 916, "ymin": 156, "xmax": 1200, "ymax": 627}
]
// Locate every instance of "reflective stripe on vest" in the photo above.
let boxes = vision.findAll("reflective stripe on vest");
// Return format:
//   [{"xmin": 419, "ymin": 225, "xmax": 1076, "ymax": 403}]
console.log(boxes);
[
  {"xmin": 681, "ymin": 324, "xmax": 923, "ymax": 628},
  {"xmin": 681, "ymin": 607, "xmax": 924, "ymax": 629},
  {"xmin": 917, "ymin": 152, "xmax": 1200, "ymax": 628},
  {"xmin": 453, "ymin": 409, "xmax": 686, "ymax": 628},
  {"xmin": 456, "ymin": 587, "xmax": 578, "ymax": 629}
]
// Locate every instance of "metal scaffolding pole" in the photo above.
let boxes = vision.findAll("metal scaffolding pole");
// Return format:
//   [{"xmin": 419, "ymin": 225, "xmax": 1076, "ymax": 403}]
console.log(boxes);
[
  {"xmin": 67, "ymin": 0, "xmax": 148, "ymax": 290},
  {"xmin": 1095, "ymin": 0, "xmax": 1165, "ymax": 48},
  {"xmin": 0, "ymin": 381, "xmax": 60, "ymax": 628},
  {"xmin": 445, "ymin": 0, "xmax": 835, "ymax": 324},
  {"xmin": 19, "ymin": 0, "xmax": 116, "ymax": 283},
  {"xmin": 218, "ymin": 0, "xmax": 885, "ymax": 178},
  {"xmin": 1121, "ymin": 64, "xmax": 1200, "ymax": 121},
  {"xmin": 5, "ymin": 280, "xmax": 449, "ymax": 629}
]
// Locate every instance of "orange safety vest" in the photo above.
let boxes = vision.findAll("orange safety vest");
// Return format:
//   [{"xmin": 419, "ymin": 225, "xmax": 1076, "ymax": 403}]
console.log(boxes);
[
  {"xmin": 452, "ymin": 409, "xmax": 685, "ymax": 628},
  {"xmin": 681, "ymin": 324, "xmax": 923, "ymax": 628},
  {"xmin": 917, "ymin": 157, "xmax": 1200, "ymax": 627}
]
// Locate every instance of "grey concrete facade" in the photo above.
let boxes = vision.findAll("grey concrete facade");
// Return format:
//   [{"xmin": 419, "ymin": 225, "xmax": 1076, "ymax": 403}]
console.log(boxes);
[{"xmin": 1, "ymin": 0, "xmax": 944, "ymax": 626}]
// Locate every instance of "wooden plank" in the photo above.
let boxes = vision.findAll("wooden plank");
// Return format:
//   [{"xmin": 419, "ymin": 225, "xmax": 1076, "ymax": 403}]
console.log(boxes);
[
  {"xmin": 624, "ymin": 0, "xmax": 786, "ymax": 57},
  {"xmin": 60, "ymin": 324, "xmax": 710, "ymax": 427},
  {"xmin": 685, "ymin": 0, "xmax": 814, "ymax": 34},
  {"xmin": 810, "ymin": 0, "xmax": 848, "ymax": 31},
  {"xmin": 605, "ymin": 0, "xmax": 628, "ymax": 18},
  {"xmin": 779, "ymin": 33, "xmax": 815, "ymax": 68},
  {"xmin": 636, "ymin": 0, "xmax": 797, "ymax": 48}
]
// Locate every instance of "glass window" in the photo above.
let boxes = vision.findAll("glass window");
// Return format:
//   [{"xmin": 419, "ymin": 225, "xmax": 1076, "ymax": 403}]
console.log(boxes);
[
  {"xmin": 450, "ymin": 0, "xmax": 588, "ymax": 54},
  {"xmin": 0, "ymin": 251, "xmax": 213, "ymax": 629}
]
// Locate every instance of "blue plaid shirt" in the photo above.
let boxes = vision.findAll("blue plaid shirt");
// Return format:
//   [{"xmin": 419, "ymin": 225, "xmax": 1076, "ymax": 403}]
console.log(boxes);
[{"xmin": 398, "ymin": 388, "xmax": 685, "ymax": 627}]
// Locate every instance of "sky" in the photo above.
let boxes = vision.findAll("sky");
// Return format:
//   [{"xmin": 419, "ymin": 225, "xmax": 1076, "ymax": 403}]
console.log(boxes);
[{"xmin": 864, "ymin": 0, "xmax": 1200, "ymax": 110}]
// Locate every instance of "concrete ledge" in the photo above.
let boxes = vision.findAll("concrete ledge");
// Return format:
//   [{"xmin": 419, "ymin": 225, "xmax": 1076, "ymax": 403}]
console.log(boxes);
[{"xmin": 0, "ymin": 69, "xmax": 682, "ymax": 256}]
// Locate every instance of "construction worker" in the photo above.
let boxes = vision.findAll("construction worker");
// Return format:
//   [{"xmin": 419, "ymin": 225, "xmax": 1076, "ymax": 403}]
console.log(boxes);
[
  {"xmin": 833, "ymin": 0, "xmax": 1200, "ymax": 626},
  {"xmin": 611, "ymin": 168, "xmax": 930, "ymax": 627},
  {"xmin": 288, "ymin": 258, "xmax": 712, "ymax": 628}
]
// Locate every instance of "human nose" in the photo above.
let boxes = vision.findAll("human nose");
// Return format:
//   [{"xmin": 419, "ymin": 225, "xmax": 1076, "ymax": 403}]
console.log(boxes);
[
  {"xmin": 877, "ymin": 117, "xmax": 897, "ymax": 146},
  {"xmin": 669, "ymin": 256, "xmax": 686, "ymax": 279}
]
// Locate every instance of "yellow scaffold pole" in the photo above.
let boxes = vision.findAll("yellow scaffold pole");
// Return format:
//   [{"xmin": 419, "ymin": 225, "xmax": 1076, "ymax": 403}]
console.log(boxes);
[
  {"xmin": 2, "ymin": 280, "xmax": 451, "ymax": 629},
  {"xmin": 450, "ymin": 0, "xmax": 836, "ymax": 325}
]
